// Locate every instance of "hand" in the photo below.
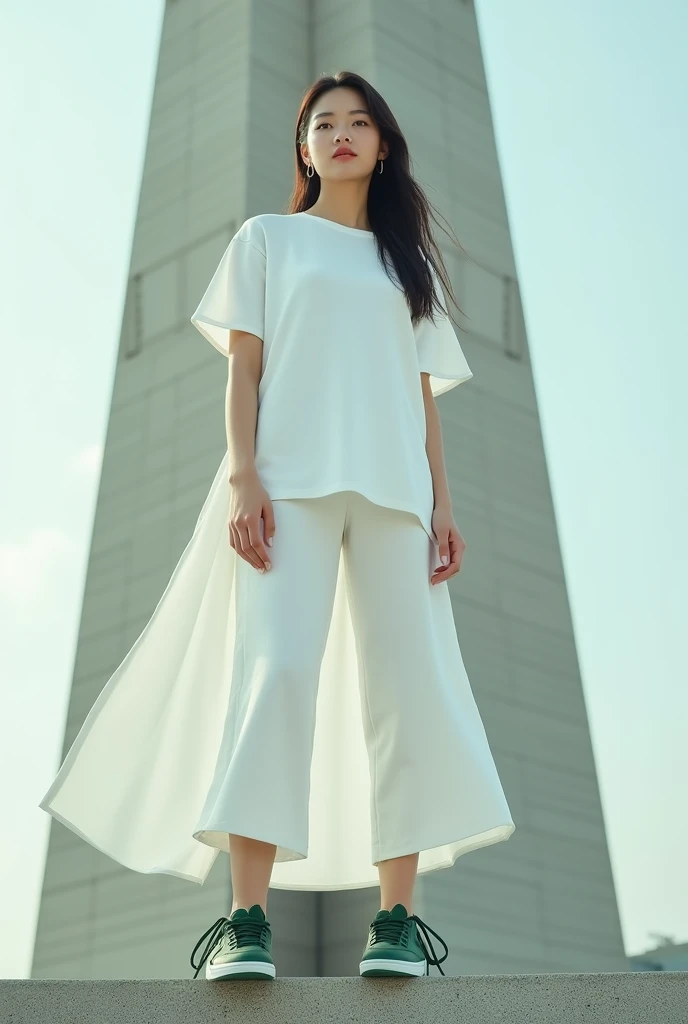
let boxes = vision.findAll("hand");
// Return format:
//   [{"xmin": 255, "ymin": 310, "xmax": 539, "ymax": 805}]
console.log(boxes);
[
  {"xmin": 228, "ymin": 470, "xmax": 275, "ymax": 572},
  {"xmin": 430, "ymin": 505, "xmax": 466, "ymax": 585}
]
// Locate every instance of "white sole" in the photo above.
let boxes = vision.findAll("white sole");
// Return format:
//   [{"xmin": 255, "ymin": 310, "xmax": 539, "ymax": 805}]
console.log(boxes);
[
  {"xmin": 206, "ymin": 959, "xmax": 276, "ymax": 980},
  {"xmin": 359, "ymin": 958, "xmax": 426, "ymax": 977}
]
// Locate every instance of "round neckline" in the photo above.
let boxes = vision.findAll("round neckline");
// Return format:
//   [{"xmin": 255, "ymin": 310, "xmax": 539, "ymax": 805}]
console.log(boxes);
[{"xmin": 296, "ymin": 211, "xmax": 374, "ymax": 237}]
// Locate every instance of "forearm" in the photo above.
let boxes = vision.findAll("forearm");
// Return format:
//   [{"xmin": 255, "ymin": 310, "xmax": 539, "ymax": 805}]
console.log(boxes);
[
  {"xmin": 225, "ymin": 361, "xmax": 259, "ymax": 483},
  {"xmin": 423, "ymin": 392, "xmax": 452, "ymax": 509}
]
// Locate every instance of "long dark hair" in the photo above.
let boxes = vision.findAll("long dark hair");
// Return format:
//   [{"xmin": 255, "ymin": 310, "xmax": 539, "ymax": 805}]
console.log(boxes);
[{"xmin": 284, "ymin": 70, "xmax": 467, "ymax": 331}]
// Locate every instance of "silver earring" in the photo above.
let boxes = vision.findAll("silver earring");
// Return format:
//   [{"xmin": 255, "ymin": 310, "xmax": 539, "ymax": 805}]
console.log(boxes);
[
  {"xmin": 306, "ymin": 163, "xmax": 314, "ymax": 178},
  {"xmin": 379, "ymin": 159, "xmax": 384, "ymax": 174}
]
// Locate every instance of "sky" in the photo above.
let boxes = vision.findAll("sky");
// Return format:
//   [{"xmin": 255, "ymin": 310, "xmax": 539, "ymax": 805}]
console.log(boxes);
[{"xmin": 1, "ymin": 0, "xmax": 686, "ymax": 980}]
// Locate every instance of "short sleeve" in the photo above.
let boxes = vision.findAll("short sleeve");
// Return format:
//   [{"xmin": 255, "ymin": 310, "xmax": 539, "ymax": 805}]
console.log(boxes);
[
  {"xmin": 414, "ymin": 265, "xmax": 473, "ymax": 397},
  {"xmin": 190, "ymin": 220, "xmax": 266, "ymax": 355}
]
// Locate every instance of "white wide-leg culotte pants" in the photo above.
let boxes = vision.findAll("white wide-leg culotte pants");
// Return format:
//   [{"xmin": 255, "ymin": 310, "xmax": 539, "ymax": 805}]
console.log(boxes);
[{"xmin": 193, "ymin": 489, "xmax": 514, "ymax": 871}]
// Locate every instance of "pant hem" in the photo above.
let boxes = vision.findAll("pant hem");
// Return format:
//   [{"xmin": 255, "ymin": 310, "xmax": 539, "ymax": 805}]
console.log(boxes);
[
  {"xmin": 193, "ymin": 825, "xmax": 308, "ymax": 863},
  {"xmin": 371, "ymin": 821, "xmax": 516, "ymax": 865}
]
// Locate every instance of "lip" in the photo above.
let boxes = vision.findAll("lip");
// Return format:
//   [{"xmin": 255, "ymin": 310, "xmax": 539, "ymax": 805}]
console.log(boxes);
[{"xmin": 333, "ymin": 150, "xmax": 356, "ymax": 158}]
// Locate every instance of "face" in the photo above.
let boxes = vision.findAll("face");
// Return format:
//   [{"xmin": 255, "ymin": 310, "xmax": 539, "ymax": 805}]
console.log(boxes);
[{"xmin": 301, "ymin": 86, "xmax": 387, "ymax": 180}]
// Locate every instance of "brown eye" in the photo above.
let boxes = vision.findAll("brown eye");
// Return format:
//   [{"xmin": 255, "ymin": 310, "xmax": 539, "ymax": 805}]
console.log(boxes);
[{"xmin": 315, "ymin": 120, "xmax": 368, "ymax": 129}]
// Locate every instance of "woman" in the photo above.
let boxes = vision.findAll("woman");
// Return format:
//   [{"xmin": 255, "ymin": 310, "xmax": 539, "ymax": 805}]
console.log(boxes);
[{"xmin": 40, "ymin": 71, "xmax": 515, "ymax": 981}]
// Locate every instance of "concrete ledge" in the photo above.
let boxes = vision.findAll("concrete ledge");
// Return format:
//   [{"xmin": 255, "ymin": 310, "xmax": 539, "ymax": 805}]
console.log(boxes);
[{"xmin": 4, "ymin": 973, "xmax": 688, "ymax": 1023}]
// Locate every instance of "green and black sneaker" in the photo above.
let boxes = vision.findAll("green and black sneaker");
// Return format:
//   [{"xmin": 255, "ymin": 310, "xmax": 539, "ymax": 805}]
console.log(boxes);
[
  {"xmin": 190, "ymin": 904, "xmax": 276, "ymax": 980},
  {"xmin": 359, "ymin": 902, "xmax": 449, "ymax": 977}
]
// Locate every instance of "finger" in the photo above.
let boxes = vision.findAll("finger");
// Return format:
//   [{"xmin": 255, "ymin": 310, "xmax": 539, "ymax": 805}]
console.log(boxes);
[
  {"xmin": 444, "ymin": 533, "xmax": 463, "ymax": 569},
  {"xmin": 432, "ymin": 548, "xmax": 454, "ymax": 573},
  {"xmin": 431, "ymin": 568, "xmax": 459, "ymax": 584},
  {"xmin": 229, "ymin": 522, "xmax": 248, "ymax": 563},
  {"xmin": 262, "ymin": 504, "xmax": 275, "ymax": 549},
  {"xmin": 436, "ymin": 537, "xmax": 450, "ymax": 567},
  {"xmin": 430, "ymin": 556, "xmax": 461, "ymax": 583},
  {"xmin": 247, "ymin": 519, "xmax": 271, "ymax": 570},
  {"xmin": 235, "ymin": 522, "xmax": 264, "ymax": 569}
]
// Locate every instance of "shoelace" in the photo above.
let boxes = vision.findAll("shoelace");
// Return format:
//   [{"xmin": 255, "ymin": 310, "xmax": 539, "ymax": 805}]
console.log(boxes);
[
  {"xmin": 370, "ymin": 913, "xmax": 449, "ymax": 976},
  {"xmin": 189, "ymin": 915, "xmax": 270, "ymax": 979}
]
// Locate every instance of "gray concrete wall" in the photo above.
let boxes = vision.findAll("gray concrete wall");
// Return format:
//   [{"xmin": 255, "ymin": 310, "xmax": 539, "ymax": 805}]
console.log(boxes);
[
  {"xmin": 31, "ymin": 0, "xmax": 628, "ymax": 980},
  {"xmin": 7, "ymin": 975, "xmax": 688, "ymax": 1023}
]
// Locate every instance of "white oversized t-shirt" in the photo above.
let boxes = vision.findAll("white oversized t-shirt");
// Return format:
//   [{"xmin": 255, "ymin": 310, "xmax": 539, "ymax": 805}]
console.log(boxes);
[{"xmin": 190, "ymin": 211, "xmax": 473, "ymax": 544}]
